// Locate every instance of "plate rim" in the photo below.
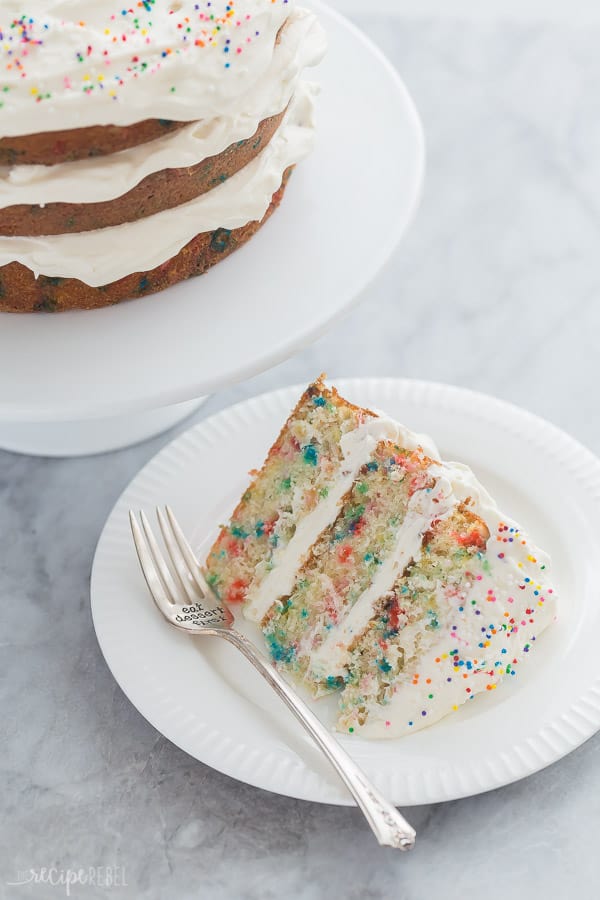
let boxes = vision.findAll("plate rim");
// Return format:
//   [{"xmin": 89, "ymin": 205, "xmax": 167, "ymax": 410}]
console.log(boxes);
[
  {"xmin": 0, "ymin": 3, "xmax": 425, "ymax": 423},
  {"xmin": 91, "ymin": 376, "xmax": 600, "ymax": 806}
]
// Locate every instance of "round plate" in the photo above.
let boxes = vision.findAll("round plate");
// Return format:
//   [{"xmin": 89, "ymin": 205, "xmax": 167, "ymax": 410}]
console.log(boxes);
[
  {"xmin": 0, "ymin": 3, "xmax": 424, "ymax": 424},
  {"xmin": 91, "ymin": 378, "xmax": 600, "ymax": 806}
]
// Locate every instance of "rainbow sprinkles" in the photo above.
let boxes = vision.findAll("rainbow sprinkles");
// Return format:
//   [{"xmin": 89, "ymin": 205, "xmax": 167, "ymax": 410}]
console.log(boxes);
[{"xmin": 0, "ymin": 2, "xmax": 295, "ymax": 131}]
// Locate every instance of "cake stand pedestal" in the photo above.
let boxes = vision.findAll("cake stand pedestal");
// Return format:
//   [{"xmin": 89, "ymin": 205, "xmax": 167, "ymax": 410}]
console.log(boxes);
[
  {"xmin": 0, "ymin": 399, "xmax": 205, "ymax": 457},
  {"xmin": 0, "ymin": 1, "xmax": 425, "ymax": 459}
]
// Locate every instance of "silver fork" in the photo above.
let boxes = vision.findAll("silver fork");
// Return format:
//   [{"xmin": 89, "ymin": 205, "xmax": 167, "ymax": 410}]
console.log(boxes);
[{"xmin": 129, "ymin": 506, "xmax": 416, "ymax": 851}]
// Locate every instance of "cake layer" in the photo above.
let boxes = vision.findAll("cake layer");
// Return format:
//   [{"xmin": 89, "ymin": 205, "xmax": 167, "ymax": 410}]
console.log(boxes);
[
  {"xmin": 307, "ymin": 467, "xmax": 459, "ymax": 684},
  {"xmin": 0, "ymin": 119, "xmax": 188, "ymax": 168},
  {"xmin": 0, "ymin": 2, "xmax": 317, "ymax": 137},
  {"xmin": 309, "ymin": 463, "xmax": 494, "ymax": 681},
  {"xmin": 206, "ymin": 377, "xmax": 440, "ymax": 622},
  {"xmin": 262, "ymin": 442, "xmax": 445, "ymax": 686},
  {"xmin": 337, "ymin": 506, "xmax": 492, "ymax": 734},
  {"xmin": 0, "ymin": 109, "xmax": 285, "ymax": 236},
  {"xmin": 206, "ymin": 378, "xmax": 377, "ymax": 612},
  {"xmin": 0, "ymin": 84, "xmax": 315, "ymax": 288},
  {"xmin": 245, "ymin": 419, "xmax": 439, "ymax": 625},
  {"xmin": 0, "ymin": 170, "xmax": 292, "ymax": 313}
]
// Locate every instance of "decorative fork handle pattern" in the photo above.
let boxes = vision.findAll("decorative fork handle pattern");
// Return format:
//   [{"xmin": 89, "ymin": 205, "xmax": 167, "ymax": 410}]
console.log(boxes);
[{"xmin": 223, "ymin": 629, "xmax": 416, "ymax": 851}]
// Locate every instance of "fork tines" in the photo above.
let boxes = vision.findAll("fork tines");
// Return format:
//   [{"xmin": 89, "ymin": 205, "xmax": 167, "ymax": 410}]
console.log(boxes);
[{"xmin": 129, "ymin": 506, "xmax": 211, "ymax": 613}]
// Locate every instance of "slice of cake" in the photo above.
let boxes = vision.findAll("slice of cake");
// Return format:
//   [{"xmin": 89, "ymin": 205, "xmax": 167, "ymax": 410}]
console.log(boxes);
[
  {"xmin": 205, "ymin": 377, "xmax": 557, "ymax": 738},
  {"xmin": 0, "ymin": 2, "xmax": 325, "ymax": 311}
]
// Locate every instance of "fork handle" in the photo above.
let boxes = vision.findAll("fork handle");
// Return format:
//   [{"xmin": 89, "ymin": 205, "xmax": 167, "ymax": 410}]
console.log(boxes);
[{"xmin": 223, "ymin": 629, "xmax": 416, "ymax": 851}]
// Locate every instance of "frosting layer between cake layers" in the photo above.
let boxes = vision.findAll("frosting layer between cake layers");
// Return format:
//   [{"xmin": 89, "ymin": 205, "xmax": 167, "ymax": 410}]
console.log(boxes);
[
  {"xmin": 244, "ymin": 414, "xmax": 440, "ymax": 624},
  {"xmin": 0, "ymin": 83, "xmax": 316, "ymax": 284},
  {"xmin": 0, "ymin": 1, "xmax": 304, "ymax": 136},
  {"xmin": 308, "ymin": 464, "xmax": 459, "ymax": 679},
  {"xmin": 0, "ymin": 8, "xmax": 325, "ymax": 208}
]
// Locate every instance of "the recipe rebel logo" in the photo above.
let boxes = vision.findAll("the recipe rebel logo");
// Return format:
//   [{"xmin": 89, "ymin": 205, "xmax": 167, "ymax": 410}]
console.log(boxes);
[{"xmin": 6, "ymin": 865, "xmax": 127, "ymax": 896}]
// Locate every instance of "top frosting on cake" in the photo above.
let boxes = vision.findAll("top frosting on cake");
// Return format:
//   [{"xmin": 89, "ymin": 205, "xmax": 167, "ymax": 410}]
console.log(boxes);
[{"xmin": 0, "ymin": 0, "xmax": 299, "ymax": 136}]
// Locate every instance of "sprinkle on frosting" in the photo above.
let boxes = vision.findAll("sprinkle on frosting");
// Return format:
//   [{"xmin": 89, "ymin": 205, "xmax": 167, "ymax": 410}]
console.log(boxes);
[
  {"xmin": 1, "ymin": 2, "xmax": 290, "ymax": 103},
  {"xmin": 334, "ymin": 495, "xmax": 557, "ymax": 738},
  {"xmin": 0, "ymin": 2, "xmax": 309, "ymax": 132}
]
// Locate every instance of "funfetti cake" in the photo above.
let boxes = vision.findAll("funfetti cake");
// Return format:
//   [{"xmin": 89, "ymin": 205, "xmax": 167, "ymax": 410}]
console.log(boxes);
[
  {"xmin": 0, "ymin": 2, "xmax": 325, "ymax": 312},
  {"xmin": 205, "ymin": 377, "xmax": 558, "ymax": 739}
]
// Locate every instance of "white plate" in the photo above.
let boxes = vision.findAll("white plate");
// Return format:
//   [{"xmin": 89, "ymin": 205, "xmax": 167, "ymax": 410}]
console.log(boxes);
[
  {"xmin": 0, "ymin": 3, "xmax": 424, "ymax": 423},
  {"xmin": 91, "ymin": 378, "xmax": 600, "ymax": 806}
]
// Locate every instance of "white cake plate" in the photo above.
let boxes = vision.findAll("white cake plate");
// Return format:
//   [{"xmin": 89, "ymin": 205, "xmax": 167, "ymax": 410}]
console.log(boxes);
[
  {"xmin": 0, "ymin": 398, "xmax": 205, "ymax": 457},
  {"xmin": 91, "ymin": 378, "xmax": 600, "ymax": 805},
  {"xmin": 0, "ymin": 1, "xmax": 424, "ymax": 457}
]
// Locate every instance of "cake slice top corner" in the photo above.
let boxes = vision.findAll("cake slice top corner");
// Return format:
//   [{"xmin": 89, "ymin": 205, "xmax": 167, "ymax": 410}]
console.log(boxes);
[{"xmin": 204, "ymin": 375, "xmax": 440, "ymax": 623}]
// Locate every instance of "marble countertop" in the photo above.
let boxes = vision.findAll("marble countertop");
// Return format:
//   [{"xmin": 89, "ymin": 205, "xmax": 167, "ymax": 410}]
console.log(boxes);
[{"xmin": 2, "ymin": 10, "xmax": 600, "ymax": 900}]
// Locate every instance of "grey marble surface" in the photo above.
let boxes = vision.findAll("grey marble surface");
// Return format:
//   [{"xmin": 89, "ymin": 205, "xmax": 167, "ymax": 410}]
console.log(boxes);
[{"xmin": 2, "ymin": 13, "xmax": 600, "ymax": 900}]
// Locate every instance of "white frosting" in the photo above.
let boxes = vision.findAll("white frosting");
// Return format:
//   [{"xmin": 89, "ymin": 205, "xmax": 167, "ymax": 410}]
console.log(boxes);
[
  {"xmin": 0, "ymin": 82, "xmax": 316, "ymax": 284},
  {"xmin": 0, "ymin": 3, "xmax": 325, "ymax": 137},
  {"xmin": 0, "ymin": 8, "xmax": 325, "ymax": 208},
  {"xmin": 309, "ymin": 467, "xmax": 457, "ymax": 679},
  {"xmin": 339, "ymin": 463, "xmax": 558, "ymax": 738},
  {"xmin": 243, "ymin": 414, "xmax": 441, "ymax": 625}
]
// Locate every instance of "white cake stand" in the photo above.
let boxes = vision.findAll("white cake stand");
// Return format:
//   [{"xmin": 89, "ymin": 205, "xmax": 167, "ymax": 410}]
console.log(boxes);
[{"xmin": 0, "ymin": 2, "xmax": 424, "ymax": 457}]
